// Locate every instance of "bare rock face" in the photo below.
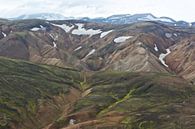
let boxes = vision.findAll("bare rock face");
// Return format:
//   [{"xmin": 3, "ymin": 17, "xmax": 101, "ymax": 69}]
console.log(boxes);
[
  {"xmin": 166, "ymin": 37, "xmax": 195, "ymax": 83},
  {"xmin": 103, "ymin": 42, "xmax": 167, "ymax": 72}
]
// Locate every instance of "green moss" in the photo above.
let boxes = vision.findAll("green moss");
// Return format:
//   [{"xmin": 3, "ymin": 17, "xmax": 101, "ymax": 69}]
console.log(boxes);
[
  {"xmin": 98, "ymin": 88, "xmax": 136, "ymax": 116},
  {"xmin": 139, "ymin": 121, "xmax": 156, "ymax": 129}
]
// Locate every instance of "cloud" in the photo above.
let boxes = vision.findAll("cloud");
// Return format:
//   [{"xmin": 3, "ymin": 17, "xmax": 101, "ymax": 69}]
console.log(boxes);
[{"xmin": 0, "ymin": 0, "xmax": 195, "ymax": 21}]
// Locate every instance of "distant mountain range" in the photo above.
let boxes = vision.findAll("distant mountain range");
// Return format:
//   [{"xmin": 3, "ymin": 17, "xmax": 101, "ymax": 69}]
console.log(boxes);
[
  {"xmin": 11, "ymin": 13, "xmax": 195, "ymax": 27},
  {"xmin": 11, "ymin": 13, "xmax": 74, "ymax": 21},
  {"xmin": 81, "ymin": 13, "xmax": 194, "ymax": 27}
]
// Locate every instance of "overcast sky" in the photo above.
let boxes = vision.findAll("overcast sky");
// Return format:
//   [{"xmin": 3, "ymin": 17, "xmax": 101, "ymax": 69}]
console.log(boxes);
[{"xmin": 0, "ymin": 0, "xmax": 195, "ymax": 22}]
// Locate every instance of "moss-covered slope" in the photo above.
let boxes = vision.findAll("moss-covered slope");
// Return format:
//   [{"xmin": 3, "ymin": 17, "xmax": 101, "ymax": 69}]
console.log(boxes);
[
  {"xmin": 0, "ymin": 57, "xmax": 83, "ymax": 129},
  {"xmin": 0, "ymin": 57, "xmax": 195, "ymax": 129},
  {"xmin": 60, "ymin": 72, "xmax": 195, "ymax": 129}
]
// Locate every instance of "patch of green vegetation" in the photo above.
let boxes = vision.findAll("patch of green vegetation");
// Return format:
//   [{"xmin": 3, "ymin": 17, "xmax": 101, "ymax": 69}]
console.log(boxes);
[
  {"xmin": 138, "ymin": 121, "xmax": 156, "ymax": 129},
  {"xmin": 73, "ymin": 71, "xmax": 194, "ymax": 129},
  {"xmin": 14, "ymin": 32, "xmax": 28, "ymax": 39},
  {"xmin": 0, "ymin": 57, "xmax": 82, "ymax": 128},
  {"xmin": 98, "ymin": 88, "xmax": 136, "ymax": 116},
  {"xmin": 0, "ymin": 58, "xmax": 194, "ymax": 129}
]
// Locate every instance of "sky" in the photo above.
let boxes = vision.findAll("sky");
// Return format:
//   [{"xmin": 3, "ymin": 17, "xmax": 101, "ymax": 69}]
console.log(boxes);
[{"xmin": 0, "ymin": 0, "xmax": 195, "ymax": 22}]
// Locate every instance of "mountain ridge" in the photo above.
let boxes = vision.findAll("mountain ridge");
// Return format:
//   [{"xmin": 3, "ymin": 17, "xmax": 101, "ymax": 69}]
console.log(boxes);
[{"xmin": 9, "ymin": 13, "xmax": 194, "ymax": 27}]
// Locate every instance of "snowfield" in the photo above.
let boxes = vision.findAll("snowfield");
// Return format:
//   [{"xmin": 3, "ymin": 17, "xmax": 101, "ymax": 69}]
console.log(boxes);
[
  {"xmin": 159, "ymin": 49, "xmax": 171, "ymax": 67},
  {"xmin": 51, "ymin": 23, "xmax": 74, "ymax": 33},
  {"xmin": 72, "ymin": 24, "xmax": 102, "ymax": 36},
  {"xmin": 114, "ymin": 36, "xmax": 133, "ymax": 43}
]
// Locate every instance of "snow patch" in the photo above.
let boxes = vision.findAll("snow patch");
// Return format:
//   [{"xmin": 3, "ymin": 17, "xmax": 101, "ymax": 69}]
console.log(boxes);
[
  {"xmin": 159, "ymin": 49, "xmax": 171, "ymax": 67},
  {"xmin": 100, "ymin": 30, "xmax": 113, "ymax": 38},
  {"xmin": 173, "ymin": 33, "xmax": 177, "ymax": 37},
  {"xmin": 49, "ymin": 33, "xmax": 58, "ymax": 41},
  {"xmin": 52, "ymin": 42, "xmax": 57, "ymax": 48},
  {"xmin": 69, "ymin": 119, "xmax": 76, "ymax": 125},
  {"xmin": 51, "ymin": 23, "xmax": 74, "ymax": 33},
  {"xmin": 49, "ymin": 34, "xmax": 58, "ymax": 48},
  {"xmin": 72, "ymin": 24, "xmax": 102, "ymax": 37},
  {"xmin": 74, "ymin": 46, "xmax": 82, "ymax": 51},
  {"xmin": 154, "ymin": 44, "xmax": 158, "ymax": 52},
  {"xmin": 86, "ymin": 49, "xmax": 96, "ymax": 57},
  {"xmin": 114, "ymin": 36, "xmax": 133, "ymax": 43},
  {"xmin": 31, "ymin": 27, "xmax": 40, "ymax": 31},
  {"xmin": 2, "ymin": 32, "xmax": 6, "ymax": 37},
  {"xmin": 165, "ymin": 33, "xmax": 172, "ymax": 38},
  {"xmin": 31, "ymin": 25, "xmax": 46, "ymax": 31},
  {"xmin": 40, "ymin": 25, "xmax": 46, "ymax": 31},
  {"xmin": 189, "ymin": 23, "xmax": 192, "ymax": 27}
]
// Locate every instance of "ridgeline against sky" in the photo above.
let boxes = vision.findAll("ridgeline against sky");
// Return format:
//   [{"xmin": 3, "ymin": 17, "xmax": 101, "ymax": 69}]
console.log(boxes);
[{"xmin": 0, "ymin": 0, "xmax": 195, "ymax": 22}]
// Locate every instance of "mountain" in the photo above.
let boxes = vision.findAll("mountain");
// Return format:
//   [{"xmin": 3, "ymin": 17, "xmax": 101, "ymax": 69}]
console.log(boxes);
[
  {"xmin": 0, "ymin": 19, "xmax": 194, "ymax": 83},
  {"xmin": 81, "ymin": 13, "xmax": 194, "ymax": 27},
  {"xmin": 11, "ymin": 13, "xmax": 72, "ymax": 20},
  {"xmin": 11, "ymin": 13, "xmax": 193, "ymax": 27},
  {"xmin": 0, "ymin": 17, "xmax": 194, "ymax": 129},
  {"xmin": 0, "ymin": 57, "xmax": 82, "ymax": 129}
]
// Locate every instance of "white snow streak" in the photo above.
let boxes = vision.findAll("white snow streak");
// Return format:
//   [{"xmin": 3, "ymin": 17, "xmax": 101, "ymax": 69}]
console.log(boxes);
[
  {"xmin": 2, "ymin": 32, "xmax": 6, "ymax": 37},
  {"xmin": 74, "ymin": 46, "xmax": 82, "ymax": 51},
  {"xmin": 49, "ymin": 34, "xmax": 58, "ymax": 48},
  {"xmin": 159, "ymin": 49, "xmax": 171, "ymax": 67},
  {"xmin": 154, "ymin": 44, "xmax": 158, "ymax": 52},
  {"xmin": 114, "ymin": 36, "xmax": 133, "ymax": 43},
  {"xmin": 53, "ymin": 42, "xmax": 57, "ymax": 48},
  {"xmin": 86, "ymin": 49, "xmax": 96, "ymax": 57},
  {"xmin": 100, "ymin": 30, "xmax": 113, "ymax": 38}
]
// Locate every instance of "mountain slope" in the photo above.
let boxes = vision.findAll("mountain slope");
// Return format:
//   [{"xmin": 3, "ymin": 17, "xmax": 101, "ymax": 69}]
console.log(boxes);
[
  {"xmin": 46, "ymin": 71, "xmax": 195, "ymax": 129},
  {"xmin": 0, "ymin": 19, "xmax": 194, "ymax": 83},
  {"xmin": 0, "ymin": 14, "xmax": 194, "ymax": 129},
  {"xmin": 0, "ymin": 57, "xmax": 83, "ymax": 129},
  {"xmin": 0, "ymin": 57, "xmax": 194, "ymax": 129}
]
